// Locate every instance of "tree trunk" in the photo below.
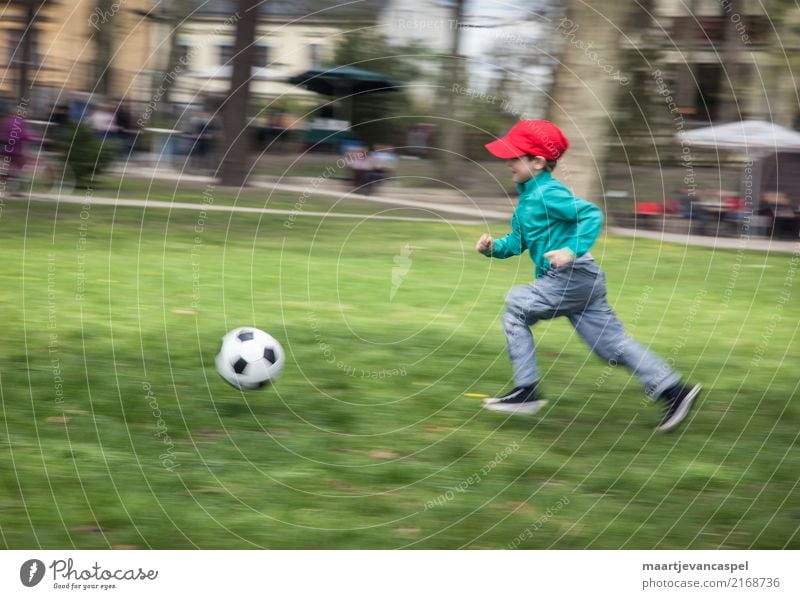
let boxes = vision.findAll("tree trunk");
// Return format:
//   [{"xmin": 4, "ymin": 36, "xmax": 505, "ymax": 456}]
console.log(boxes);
[
  {"xmin": 546, "ymin": 2, "xmax": 633, "ymax": 201},
  {"xmin": 674, "ymin": 0, "xmax": 698, "ymax": 110},
  {"xmin": 718, "ymin": 0, "xmax": 742, "ymax": 122},
  {"xmin": 93, "ymin": 0, "xmax": 114, "ymax": 97},
  {"xmin": 438, "ymin": 0, "xmax": 465, "ymax": 183},
  {"xmin": 220, "ymin": 0, "xmax": 257, "ymax": 187},
  {"xmin": 18, "ymin": 0, "xmax": 35, "ymax": 102}
]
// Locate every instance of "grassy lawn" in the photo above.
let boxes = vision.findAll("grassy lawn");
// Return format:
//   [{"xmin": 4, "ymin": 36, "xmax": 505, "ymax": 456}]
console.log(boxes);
[
  {"xmin": 1, "ymin": 198, "xmax": 798, "ymax": 549},
  {"xmin": 31, "ymin": 174, "xmax": 387, "ymax": 216},
  {"xmin": 28, "ymin": 170, "xmax": 504, "ymax": 221}
]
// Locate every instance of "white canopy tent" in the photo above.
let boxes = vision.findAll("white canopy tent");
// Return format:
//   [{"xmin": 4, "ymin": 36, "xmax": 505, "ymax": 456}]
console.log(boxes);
[
  {"xmin": 677, "ymin": 121, "xmax": 800, "ymax": 231},
  {"xmin": 678, "ymin": 120, "xmax": 800, "ymax": 153}
]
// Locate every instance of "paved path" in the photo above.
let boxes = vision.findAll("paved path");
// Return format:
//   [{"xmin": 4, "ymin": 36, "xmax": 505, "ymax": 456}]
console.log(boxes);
[
  {"xmin": 111, "ymin": 166, "xmax": 513, "ymax": 221},
  {"xmin": 20, "ymin": 193, "xmax": 484, "ymax": 226},
  {"xmin": 609, "ymin": 227, "xmax": 799, "ymax": 254}
]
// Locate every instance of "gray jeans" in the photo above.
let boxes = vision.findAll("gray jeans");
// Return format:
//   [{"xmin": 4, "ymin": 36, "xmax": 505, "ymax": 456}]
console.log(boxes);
[{"xmin": 502, "ymin": 258, "xmax": 680, "ymax": 399}]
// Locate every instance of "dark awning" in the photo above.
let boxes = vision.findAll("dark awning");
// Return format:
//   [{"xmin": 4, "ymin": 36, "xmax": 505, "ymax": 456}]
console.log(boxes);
[{"xmin": 288, "ymin": 66, "xmax": 400, "ymax": 97}]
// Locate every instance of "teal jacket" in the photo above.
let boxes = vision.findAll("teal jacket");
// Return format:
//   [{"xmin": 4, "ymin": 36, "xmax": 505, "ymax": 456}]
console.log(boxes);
[{"xmin": 487, "ymin": 170, "xmax": 603, "ymax": 278}]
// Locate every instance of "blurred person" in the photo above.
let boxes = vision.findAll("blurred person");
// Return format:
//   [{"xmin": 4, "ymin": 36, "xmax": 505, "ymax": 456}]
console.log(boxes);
[
  {"xmin": 0, "ymin": 105, "xmax": 36, "ymax": 196},
  {"xmin": 114, "ymin": 100, "xmax": 136, "ymax": 158},
  {"xmin": 343, "ymin": 142, "xmax": 371, "ymax": 191},
  {"xmin": 68, "ymin": 91, "xmax": 92, "ymax": 124},
  {"xmin": 89, "ymin": 103, "xmax": 119, "ymax": 140},
  {"xmin": 476, "ymin": 120, "xmax": 701, "ymax": 432},
  {"xmin": 369, "ymin": 144, "xmax": 397, "ymax": 178},
  {"xmin": 50, "ymin": 103, "xmax": 70, "ymax": 127},
  {"xmin": 670, "ymin": 187, "xmax": 693, "ymax": 219},
  {"xmin": 721, "ymin": 192, "xmax": 746, "ymax": 236},
  {"xmin": 189, "ymin": 111, "xmax": 219, "ymax": 170},
  {"xmin": 762, "ymin": 191, "xmax": 796, "ymax": 238},
  {"xmin": 362, "ymin": 144, "xmax": 397, "ymax": 195},
  {"xmin": 46, "ymin": 103, "xmax": 70, "ymax": 151}
]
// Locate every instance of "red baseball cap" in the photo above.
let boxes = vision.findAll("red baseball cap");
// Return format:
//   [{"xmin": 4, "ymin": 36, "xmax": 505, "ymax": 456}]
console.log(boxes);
[{"xmin": 485, "ymin": 120, "xmax": 569, "ymax": 160}]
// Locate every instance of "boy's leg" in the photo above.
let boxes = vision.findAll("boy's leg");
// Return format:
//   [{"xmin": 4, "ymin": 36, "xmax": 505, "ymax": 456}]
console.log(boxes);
[
  {"xmin": 502, "ymin": 284, "xmax": 543, "ymax": 387},
  {"xmin": 567, "ymin": 270, "xmax": 681, "ymax": 399},
  {"xmin": 503, "ymin": 268, "xmax": 595, "ymax": 387},
  {"xmin": 485, "ymin": 272, "xmax": 591, "ymax": 413}
]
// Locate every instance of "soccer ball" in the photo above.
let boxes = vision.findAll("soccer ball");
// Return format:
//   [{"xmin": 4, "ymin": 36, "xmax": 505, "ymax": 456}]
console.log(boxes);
[{"xmin": 216, "ymin": 327, "xmax": 285, "ymax": 390}]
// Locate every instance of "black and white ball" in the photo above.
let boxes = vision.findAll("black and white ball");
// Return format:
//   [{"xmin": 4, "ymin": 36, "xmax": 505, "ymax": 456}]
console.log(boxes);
[{"xmin": 216, "ymin": 327, "xmax": 285, "ymax": 390}]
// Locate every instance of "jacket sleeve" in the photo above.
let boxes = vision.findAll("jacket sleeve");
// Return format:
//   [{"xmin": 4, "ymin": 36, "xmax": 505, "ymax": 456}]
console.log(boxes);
[
  {"xmin": 542, "ymin": 187, "xmax": 603, "ymax": 257},
  {"xmin": 489, "ymin": 213, "xmax": 527, "ymax": 258}
]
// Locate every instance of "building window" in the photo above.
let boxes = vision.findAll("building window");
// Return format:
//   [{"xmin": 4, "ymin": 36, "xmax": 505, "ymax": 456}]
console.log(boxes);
[
  {"xmin": 218, "ymin": 43, "xmax": 234, "ymax": 66},
  {"xmin": 309, "ymin": 43, "xmax": 321, "ymax": 69},
  {"xmin": 220, "ymin": 43, "xmax": 269, "ymax": 67},
  {"xmin": 7, "ymin": 28, "xmax": 39, "ymax": 67},
  {"xmin": 668, "ymin": 16, "xmax": 725, "ymax": 46},
  {"xmin": 253, "ymin": 44, "xmax": 269, "ymax": 68},
  {"xmin": 695, "ymin": 64, "xmax": 722, "ymax": 122},
  {"xmin": 745, "ymin": 16, "xmax": 771, "ymax": 45},
  {"xmin": 697, "ymin": 17, "xmax": 725, "ymax": 45},
  {"xmin": 176, "ymin": 42, "xmax": 192, "ymax": 69}
]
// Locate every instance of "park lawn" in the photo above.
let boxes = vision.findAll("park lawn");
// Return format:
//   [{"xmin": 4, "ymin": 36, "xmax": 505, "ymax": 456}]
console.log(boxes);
[
  {"xmin": 32, "ymin": 173, "xmax": 488, "ymax": 223},
  {"xmin": 0, "ymin": 198, "xmax": 798, "ymax": 549},
  {"xmin": 33, "ymin": 174, "xmax": 400, "ymax": 216}
]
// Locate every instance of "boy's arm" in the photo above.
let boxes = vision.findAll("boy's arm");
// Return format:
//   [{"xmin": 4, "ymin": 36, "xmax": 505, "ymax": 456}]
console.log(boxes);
[
  {"xmin": 483, "ymin": 214, "xmax": 527, "ymax": 258},
  {"xmin": 543, "ymin": 187, "xmax": 603, "ymax": 257}
]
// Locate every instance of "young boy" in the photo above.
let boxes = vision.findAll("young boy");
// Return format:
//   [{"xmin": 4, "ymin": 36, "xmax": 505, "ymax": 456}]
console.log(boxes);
[{"xmin": 477, "ymin": 120, "xmax": 700, "ymax": 432}]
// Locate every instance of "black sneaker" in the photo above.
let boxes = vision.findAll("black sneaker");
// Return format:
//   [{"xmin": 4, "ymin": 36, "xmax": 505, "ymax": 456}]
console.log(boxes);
[
  {"xmin": 483, "ymin": 384, "xmax": 547, "ymax": 415},
  {"xmin": 656, "ymin": 383, "xmax": 701, "ymax": 432}
]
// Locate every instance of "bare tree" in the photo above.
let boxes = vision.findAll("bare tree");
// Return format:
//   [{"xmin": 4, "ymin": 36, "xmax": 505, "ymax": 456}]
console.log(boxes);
[
  {"xmin": 220, "ymin": 0, "xmax": 257, "ymax": 187},
  {"xmin": 6, "ymin": 0, "xmax": 51, "ymax": 101},
  {"xmin": 718, "ymin": 0, "xmax": 744, "ymax": 122},
  {"xmin": 438, "ymin": 0, "xmax": 466, "ymax": 183},
  {"xmin": 546, "ymin": 1, "xmax": 631, "ymax": 201},
  {"xmin": 673, "ymin": 0, "xmax": 698, "ymax": 111}
]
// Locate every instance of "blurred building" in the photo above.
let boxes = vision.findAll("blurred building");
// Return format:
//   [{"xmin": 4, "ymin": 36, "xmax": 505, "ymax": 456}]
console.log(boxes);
[
  {"xmin": 158, "ymin": 0, "xmax": 387, "ymax": 109},
  {"xmin": 1, "ymin": 0, "xmax": 388, "ymax": 117},
  {"xmin": 653, "ymin": 0, "xmax": 790, "ymax": 124},
  {"xmin": 1, "ymin": 0, "xmax": 155, "ymax": 112}
]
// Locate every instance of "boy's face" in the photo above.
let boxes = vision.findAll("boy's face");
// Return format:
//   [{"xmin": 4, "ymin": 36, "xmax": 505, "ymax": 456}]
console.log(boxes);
[{"xmin": 506, "ymin": 156, "xmax": 544, "ymax": 184}]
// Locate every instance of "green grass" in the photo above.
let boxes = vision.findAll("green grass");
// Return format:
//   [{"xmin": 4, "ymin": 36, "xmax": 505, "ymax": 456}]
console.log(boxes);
[
  {"xmin": 1, "ymin": 197, "xmax": 798, "ymax": 549},
  {"xmin": 36, "ymin": 173, "xmax": 386, "ymax": 215},
  {"xmin": 33, "ymin": 171, "xmax": 494, "ymax": 221}
]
